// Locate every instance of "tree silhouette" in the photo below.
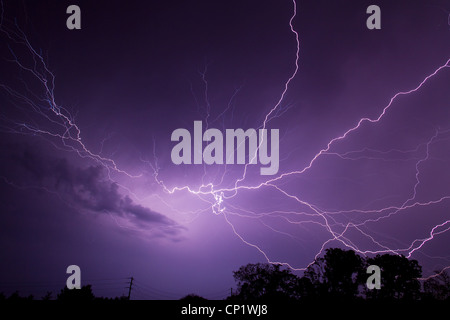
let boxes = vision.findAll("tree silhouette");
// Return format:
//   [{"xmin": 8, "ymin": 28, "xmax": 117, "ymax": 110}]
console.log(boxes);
[
  {"xmin": 233, "ymin": 263, "xmax": 299, "ymax": 300},
  {"xmin": 57, "ymin": 284, "xmax": 95, "ymax": 301},
  {"xmin": 41, "ymin": 291, "xmax": 52, "ymax": 301},
  {"xmin": 366, "ymin": 254, "xmax": 422, "ymax": 300},
  {"xmin": 304, "ymin": 248, "xmax": 365, "ymax": 300},
  {"xmin": 229, "ymin": 248, "xmax": 436, "ymax": 302},
  {"xmin": 3, "ymin": 291, "xmax": 34, "ymax": 301},
  {"xmin": 292, "ymin": 276, "xmax": 315, "ymax": 300},
  {"xmin": 423, "ymin": 270, "xmax": 450, "ymax": 301},
  {"xmin": 180, "ymin": 293, "xmax": 208, "ymax": 301}
]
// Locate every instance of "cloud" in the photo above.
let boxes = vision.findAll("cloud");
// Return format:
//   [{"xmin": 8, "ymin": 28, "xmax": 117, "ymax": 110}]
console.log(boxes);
[{"xmin": 2, "ymin": 142, "xmax": 182, "ymax": 237}]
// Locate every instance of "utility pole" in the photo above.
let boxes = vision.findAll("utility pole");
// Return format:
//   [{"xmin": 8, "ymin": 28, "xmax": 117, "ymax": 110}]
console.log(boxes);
[
  {"xmin": 128, "ymin": 277, "xmax": 134, "ymax": 300},
  {"xmin": 230, "ymin": 288, "xmax": 233, "ymax": 296}
]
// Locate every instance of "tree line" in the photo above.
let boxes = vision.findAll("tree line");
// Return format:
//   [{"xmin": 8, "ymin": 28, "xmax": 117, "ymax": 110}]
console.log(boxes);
[
  {"xmin": 227, "ymin": 248, "xmax": 449, "ymax": 302},
  {"xmin": 1, "ymin": 248, "xmax": 449, "ymax": 301}
]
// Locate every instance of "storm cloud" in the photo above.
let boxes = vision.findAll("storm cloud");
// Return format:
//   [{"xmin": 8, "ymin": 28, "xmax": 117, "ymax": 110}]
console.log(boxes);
[{"xmin": 1, "ymin": 142, "xmax": 180, "ymax": 232}]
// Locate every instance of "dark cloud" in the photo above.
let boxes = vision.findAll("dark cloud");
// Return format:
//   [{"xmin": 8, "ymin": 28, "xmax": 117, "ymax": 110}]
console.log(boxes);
[{"xmin": 1, "ymin": 142, "xmax": 180, "ymax": 232}]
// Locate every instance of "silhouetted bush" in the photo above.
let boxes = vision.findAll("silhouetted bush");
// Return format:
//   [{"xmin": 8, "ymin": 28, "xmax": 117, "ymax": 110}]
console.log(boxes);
[
  {"xmin": 180, "ymin": 294, "xmax": 208, "ymax": 301},
  {"xmin": 57, "ymin": 285, "xmax": 95, "ymax": 302}
]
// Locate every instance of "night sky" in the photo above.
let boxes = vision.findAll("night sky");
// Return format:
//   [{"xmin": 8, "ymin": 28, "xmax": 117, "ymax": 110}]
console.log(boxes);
[{"xmin": 1, "ymin": 0, "xmax": 450, "ymax": 299}]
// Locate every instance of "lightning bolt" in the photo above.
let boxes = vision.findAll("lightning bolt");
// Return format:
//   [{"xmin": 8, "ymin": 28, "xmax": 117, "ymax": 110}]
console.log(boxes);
[{"xmin": 1, "ymin": 0, "xmax": 449, "ymax": 280}]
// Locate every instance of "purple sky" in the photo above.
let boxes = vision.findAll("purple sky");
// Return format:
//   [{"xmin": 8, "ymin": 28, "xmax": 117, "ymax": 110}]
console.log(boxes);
[{"xmin": 1, "ymin": 0, "xmax": 450, "ymax": 299}]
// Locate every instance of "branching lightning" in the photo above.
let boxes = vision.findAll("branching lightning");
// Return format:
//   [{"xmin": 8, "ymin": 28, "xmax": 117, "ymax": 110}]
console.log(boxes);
[{"xmin": 1, "ymin": 0, "xmax": 450, "ymax": 279}]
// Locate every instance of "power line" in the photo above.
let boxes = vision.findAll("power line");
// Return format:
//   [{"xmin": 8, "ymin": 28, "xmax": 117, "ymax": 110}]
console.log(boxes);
[
  {"xmin": 132, "ymin": 283, "xmax": 179, "ymax": 299},
  {"xmin": 0, "ymin": 277, "xmax": 234, "ymax": 300}
]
